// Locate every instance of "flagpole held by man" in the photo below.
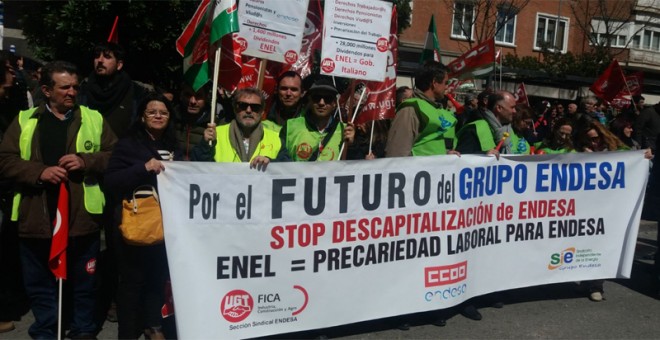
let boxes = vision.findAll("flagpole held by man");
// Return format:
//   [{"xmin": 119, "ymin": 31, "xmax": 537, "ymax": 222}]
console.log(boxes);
[{"xmin": 49, "ymin": 182, "xmax": 69, "ymax": 340}]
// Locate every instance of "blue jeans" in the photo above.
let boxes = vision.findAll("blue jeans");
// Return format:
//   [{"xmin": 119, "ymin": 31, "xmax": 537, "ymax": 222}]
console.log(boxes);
[{"xmin": 20, "ymin": 233, "xmax": 100, "ymax": 339}]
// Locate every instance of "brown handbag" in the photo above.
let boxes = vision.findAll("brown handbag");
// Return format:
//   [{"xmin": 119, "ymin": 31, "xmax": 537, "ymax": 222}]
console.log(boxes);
[{"xmin": 119, "ymin": 185, "xmax": 164, "ymax": 246}]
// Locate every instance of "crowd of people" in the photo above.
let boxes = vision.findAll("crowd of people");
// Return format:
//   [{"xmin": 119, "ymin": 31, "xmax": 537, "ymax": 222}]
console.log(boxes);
[{"xmin": 0, "ymin": 44, "xmax": 657, "ymax": 339}]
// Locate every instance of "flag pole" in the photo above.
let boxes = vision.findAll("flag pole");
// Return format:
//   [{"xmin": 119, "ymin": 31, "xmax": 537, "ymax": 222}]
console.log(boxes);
[
  {"xmin": 208, "ymin": 46, "xmax": 222, "ymax": 146},
  {"xmin": 256, "ymin": 58, "xmax": 267, "ymax": 90},
  {"xmin": 498, "ymin": 48, "xmax": 502, "ymax": 90},
  {"xmin": 368, "ymin": 119, "xmax": 375, "ymax": 155},
  {"xmin": 57, "ymin": 278, "xmax": 63, "ymax": 340},
  {"xmin": 619, "ymin": 65, "xmax": 639, "ymax": 113},
  {"xmin": 338, "ymin": 87, "xmax": 367, "ymax": 159},
  {"xmin": 332, "ymin": 76, "xmax": 343, "ymax": 123},
  {"xmin": 210, "ymin": 47, "xmax": 222, "ymax": 126}
]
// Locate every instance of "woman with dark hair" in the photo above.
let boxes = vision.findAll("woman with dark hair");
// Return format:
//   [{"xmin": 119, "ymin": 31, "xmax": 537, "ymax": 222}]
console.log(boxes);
[
  {"xmin": 573, "ymin": 117, "xmax": 626, "ymax": 152},
  {"xmin": 105, "ymin": 93, "xmax": 180, "ymax": 339},
  {"xmin": 509, "ymin": 104, "xmax": 535, "ymax": 154},
  {"xmin": 536, "ymin": 118, "xmax": 575, "ymax": 154},
  {"xmin": 610, "ymin": 118, "xmax": 641, "ymax": 150}
]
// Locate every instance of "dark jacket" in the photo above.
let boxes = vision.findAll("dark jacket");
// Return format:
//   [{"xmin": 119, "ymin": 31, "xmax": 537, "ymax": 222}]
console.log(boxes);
[
  {"xmin": 104, "ymin": 135, "xmax": 181, "ymax": 229},
  {"xmin": 456, "ymin": 109, "xmax": 492, "ymax": 154},
  {"xmin": 79, "ymin": 72, "xmax": 152, "ymax": 139},
  {"xmin": 634, "ymin": 104, "xmax": 660, "ymax": 151},
  {"xmin": 0, "ymin": 104, "xmax": 117, "ymax": 238}
]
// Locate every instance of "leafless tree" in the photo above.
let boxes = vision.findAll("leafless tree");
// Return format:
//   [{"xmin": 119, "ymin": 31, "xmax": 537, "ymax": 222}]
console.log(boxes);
[
  {"xmin": 441, "ymin": 0, "xmax": 532, "ymax": 50},
  {"xmin": 569, "ymin": 0, "xmax": 660, "ymax": 58}
]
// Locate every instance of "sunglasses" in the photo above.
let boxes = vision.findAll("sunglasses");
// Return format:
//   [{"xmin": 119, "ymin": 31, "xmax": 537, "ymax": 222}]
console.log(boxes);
[
  {"xmin": 236, "ymin": 101, "xmax": 263, "ymax": 112},
  {"xmin": 311, "ymin": 93, "xmax": 336, "ymax": 103}
]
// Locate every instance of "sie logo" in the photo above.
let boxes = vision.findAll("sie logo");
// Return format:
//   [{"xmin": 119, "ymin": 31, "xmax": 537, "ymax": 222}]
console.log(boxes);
[{"xmin": 548, "ymin": 247, "xmax": 575, "ymax": 270}]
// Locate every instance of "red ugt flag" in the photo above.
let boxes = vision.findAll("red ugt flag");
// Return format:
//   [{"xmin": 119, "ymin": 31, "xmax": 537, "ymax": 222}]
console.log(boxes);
[
  {"xmin": 515, "ymin": 83, "xmax": 530, "ymax": 106},
  {"xmin": 590, "ymin": 59, "xmax": 625, "ymax": 102},
  {"xmin": 447, "ymin": 38, "xmax": 496, "ymax": 79},
  {"xmin": 49, "ymin": 182, "xmax": 69, "ymax": 280}
]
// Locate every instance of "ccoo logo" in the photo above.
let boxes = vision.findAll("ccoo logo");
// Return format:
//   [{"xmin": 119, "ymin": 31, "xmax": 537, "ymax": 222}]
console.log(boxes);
[{"xmin": 221, "ymin": 289, "xmax": 253, "ymax": 322}]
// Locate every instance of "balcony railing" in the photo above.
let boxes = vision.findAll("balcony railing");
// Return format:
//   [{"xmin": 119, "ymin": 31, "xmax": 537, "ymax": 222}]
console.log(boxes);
[
  {"xmin": 628, "ymin": 48, "xmax": 660, "ymax": 68},
  {"xmin": 635, "ymin": 0, "xmax": 660, "ymax": 15}
]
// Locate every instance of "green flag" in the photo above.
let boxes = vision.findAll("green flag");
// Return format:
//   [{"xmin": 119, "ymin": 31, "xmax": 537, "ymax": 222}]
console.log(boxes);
[
  {"xmin": 420, "ymin": 15, "xmax": 441, "ymax": 64},
  {"xmin": 176, "ymin": 0, "xmax": 212, "ymax": 91},
  {"xmin": 210, "ymin": 0, "xmax": 239, "ymax": 44}
]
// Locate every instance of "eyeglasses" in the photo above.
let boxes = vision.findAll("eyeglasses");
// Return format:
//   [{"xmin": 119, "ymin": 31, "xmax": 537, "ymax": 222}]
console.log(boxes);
[
  {"xmin": 236, "ymin": 101, "xmax": 263, "ymax": 112},
  {"xmin": 311, "ymin": 93, "xmax": 336, "ymax": 103},
  {"xmin": 145, "ymin": 110, "xmax": 170, "ymax": 117}
]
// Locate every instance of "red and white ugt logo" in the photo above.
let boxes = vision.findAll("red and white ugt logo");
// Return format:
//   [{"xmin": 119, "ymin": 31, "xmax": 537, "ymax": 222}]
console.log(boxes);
[
  {"xmin": 86, "ymin": 258, "xmax": 96, "ymax": 275},
  {"xmin": 424, "ymin": 261, "xmax": 467, "ymax": 288},
  {"xmin": 221, "ymin": 290, "xmax": 253, "ymax": 322}
]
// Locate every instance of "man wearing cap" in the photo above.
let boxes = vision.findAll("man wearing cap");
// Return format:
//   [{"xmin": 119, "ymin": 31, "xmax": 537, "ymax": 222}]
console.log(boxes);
[
  {"xmin": 276, "ymin": 78, "xmax": 354, "ymax": 161},
  {"xmin": 386, "ymin": 61, "xmax": 459, "ymax": 158},
  {"xmin": 193, "ymin": 88, "xmax": 280, "ymax": 169}
]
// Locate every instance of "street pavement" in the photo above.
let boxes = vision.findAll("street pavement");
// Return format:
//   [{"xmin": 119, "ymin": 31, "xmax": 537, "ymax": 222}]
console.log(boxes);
[{"xmin": 2, "ymin": 221, "xmax": 659, "ymax": 339}]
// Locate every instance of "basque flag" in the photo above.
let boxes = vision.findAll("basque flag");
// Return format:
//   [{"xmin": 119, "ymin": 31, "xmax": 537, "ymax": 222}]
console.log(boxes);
[{"xmin": 49, "ymin": 182, "xmax": 69, "ymax": 280}]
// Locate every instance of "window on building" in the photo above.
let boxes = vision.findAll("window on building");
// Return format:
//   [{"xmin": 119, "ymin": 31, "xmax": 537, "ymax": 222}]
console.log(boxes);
[
  {"xmin": 535, "ymin": 15, "xmax": 568, "ymax": 52},
  {"xmin": 495, "ymin": 8, "xmax": 517, "ymax": 44},
  {"xmin": 632, "ymin": 34, "xmax": 641, "ymax": 49},
  {"xmin": 638, "ymin": 29, "xmax": 660, "ymax": 51},
  {"xmin": 452, "ymin": 2, "xmax": 474, "ymax": 40},
  {"xmin": 590, "ymin": 33, "xmax": 629, "ymax": 48}
]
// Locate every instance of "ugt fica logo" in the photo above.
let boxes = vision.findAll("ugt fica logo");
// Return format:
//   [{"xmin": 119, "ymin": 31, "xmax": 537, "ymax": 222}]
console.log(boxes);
[
  {"xmin": 548, "ymin": 247, "xmax": 575, "ymax": 270},
  {"xmin": 220, "ymin": 289, "xmax": 253, "ymax": 322}
]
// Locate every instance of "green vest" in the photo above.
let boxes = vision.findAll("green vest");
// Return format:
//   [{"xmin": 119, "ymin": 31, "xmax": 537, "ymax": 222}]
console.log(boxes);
[
  {"xmin": 261, "ymin": 120, "xmax": 282, "ymax": 133},
  {"xmin": 12, "ymin": 107, "xmax": 105, "ymax": 221},
  {"xmin": 509, "ymin": 132, "xmax": 530, "ymax": 155},
  {"xmin": 399, "ymin": 98, "xmax": 457, "ymax": 156},
  {"xmin": 537, "ymin": 147, "xmax": 573, "ymax": 154},
  {"xmin": 214, "ymin": 124, "xmax": 281, "ymax": 162},
  {"xmin": 285, "ymin": 117, "xmax": 344, "ymax": 161},
  {"xmin": 460, "ymin": 120, "xmax": 496, "ymax": 152}
]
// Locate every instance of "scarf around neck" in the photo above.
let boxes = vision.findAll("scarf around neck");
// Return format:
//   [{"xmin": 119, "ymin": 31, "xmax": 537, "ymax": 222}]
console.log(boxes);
[
  {"xmin": 229, "ymin": 120, "xmax": 264, "ymax": 162},
  {"xmin": 84, "ymin": 71, "xmax": 132, "ymax": 115}
]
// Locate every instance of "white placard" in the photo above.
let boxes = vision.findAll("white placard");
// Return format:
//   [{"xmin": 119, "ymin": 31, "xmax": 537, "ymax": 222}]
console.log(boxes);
[
  {"xmin": 320, "ymin": 0, "xmax": 392, "ymax": 81},
  {"xmin": 237, "ymin": 0, "xmax": 309, "ymax": 64}
]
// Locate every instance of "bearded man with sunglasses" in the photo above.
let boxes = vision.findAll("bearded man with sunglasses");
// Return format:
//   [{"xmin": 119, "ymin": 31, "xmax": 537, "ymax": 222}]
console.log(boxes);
[
  {"xmin": 276, "ymin": 78, "xmax": 354, "ymax": 161},
  {"xmin": 194, "ymin": 88, "xmax": 280, "ymax": 170},
  {"xmin": 386, "ymin": 61, "xmax": 459, "ymax": 158}
]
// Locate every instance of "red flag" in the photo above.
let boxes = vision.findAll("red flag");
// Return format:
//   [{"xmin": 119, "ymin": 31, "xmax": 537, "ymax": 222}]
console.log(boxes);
[
  {"xmin": 107, "ymin": 16, "xmax": 119, "ymax": 43},
  {"xmin": 287, "ymin": 0, "xmax": 323, "ymax": 79},
  {"xmin": 49, "ymin": 183, "xmax": 69, "ymax": 280},
  {"xmin": 216, "ymin": 33, "xmax": 243, "ymax": 92},
  {"xmin": 161, "ymin": 280, "xmax": 175, "ymax": 318},
  {"xmin": 590, "ymin": 59, "xmax": 625, "ymax": 102},
  {"xmin": 623, "ymin": 71, "xmax": 644, "ymax": 96},
  {"xmin": 338, "ymin": 6, "xmax": 398, "ymax": 125},
  {"xmin": 514, "ymin": 83, "xmax": 530, "ymax": 106},
  {"xmin": 447, "ymin": 38, "xmax": 496, "ymax": 79},
  {"xmin": 610, "ymin": 96, "xmax": 630, "ymax": 110}
]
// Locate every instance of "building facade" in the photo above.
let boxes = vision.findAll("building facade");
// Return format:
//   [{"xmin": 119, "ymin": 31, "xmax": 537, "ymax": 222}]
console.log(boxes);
[{"xmin": 398, "ymin": 0, "xmax": 660, "ymax": 101}]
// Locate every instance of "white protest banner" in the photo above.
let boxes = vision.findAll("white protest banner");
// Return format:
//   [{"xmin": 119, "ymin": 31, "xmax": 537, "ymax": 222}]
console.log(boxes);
[
  {"xmin": 320, "ymin": 0, "xmax": 392, "ymax": 81},
  {"xmin": 158, "ymin": 152, "xmax": 648, "ymax": 339},
  {"xmin": 237, "ymin": 0, "xmax": 309, "ymax": 64}
]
